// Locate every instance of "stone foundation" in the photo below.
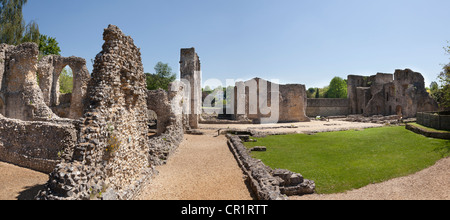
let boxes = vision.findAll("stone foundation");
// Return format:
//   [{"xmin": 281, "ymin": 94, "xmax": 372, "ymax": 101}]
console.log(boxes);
[{"xmin": 226, "ymin": 134, "xmax": 315, "ymax": 200}]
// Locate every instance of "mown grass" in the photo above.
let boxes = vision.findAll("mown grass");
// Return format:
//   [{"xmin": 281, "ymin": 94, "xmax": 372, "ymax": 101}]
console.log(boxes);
[{"xmin": 244, "ymin": 126, "xmax": 450, "ymax": 194}]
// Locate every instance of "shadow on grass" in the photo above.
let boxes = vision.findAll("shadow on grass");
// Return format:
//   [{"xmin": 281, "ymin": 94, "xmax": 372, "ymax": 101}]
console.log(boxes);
[{"xmin": 433, "ymin": 140, "xmax": 450, "ymax": 157}]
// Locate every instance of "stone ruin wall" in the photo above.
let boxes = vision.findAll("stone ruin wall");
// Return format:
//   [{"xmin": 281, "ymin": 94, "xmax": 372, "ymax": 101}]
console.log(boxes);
[
  {"xmin": 0, "ymin": 43, "xmax": 84, "ymax": 173},
  {"xmin": 147, "ymin": 81, "xmax": 187, "ymax": 166},
  {"xmin": 36, "ymin": 25, "xmax": 188, "ymax": 200},
  {"xmin": 180, "ymin": 48, "xmax": 202, "ymax": 129},
  {"xmin": 0, "ymin": 43, "xmax": 58, "ymax": 121},
  {"xmin": 0, "ymin": 115, "xmax": 78, "ymax": 173},
  {"xmin": 0, "ymin": 24, "xmax": 187, "ymax": 200},
  {"xmin": 306, "ymin": 98, "xmax": 349, "ymax": 117},
  {"xmin": 348, "ymin": 69, "xmax": 438, "ymax": 118},
  {"xmin": 233, "ymin": 77, "xmax": 310, "ymax": 124},
  {"xmin": 37, "ymin": 55, "xmax": 90, "ymax": 119}
]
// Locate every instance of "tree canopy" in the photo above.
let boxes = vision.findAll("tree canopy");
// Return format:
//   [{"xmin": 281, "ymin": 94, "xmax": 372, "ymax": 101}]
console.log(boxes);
[
  {"xmin": 326, "ymin": 77, "xmax": 348, "ymax": 98},
  {"xmin": 438, "ymin": 44, "xmax": 450, "ymax": 109},
  {"xmin": 430, "ymin": 43, "xmax": 450, "ymax": 110},
  {"xmin": 0, "ymin": 0, "xmax": 39, "ymax": 45},
  {"xmin": 146, "ymin": 62, "xmax": 176, "ymax": 91},
  {"xmin": 39, "ymin": 34, "xmax": 61, "ymax": 56}
]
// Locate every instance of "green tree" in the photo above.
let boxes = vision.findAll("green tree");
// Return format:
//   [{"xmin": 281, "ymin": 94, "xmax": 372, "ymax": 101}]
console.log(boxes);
[
  {"xmin": 39, "ymin": 34, "xmax": 61, "ymax": 56},
  {"xmin": 146, "ymin": 62, "xmax": 176, "ymax": 91},
  {"xmin": 432, "ymin": 43, "xmax": 450, "ymax": 109},
  {"xmin": 307, "ymin": 88, "xmax": 316, "ymax": 98},
  {"xmin": 59, "ymin": 67, "xmax": 73, "ymax": 94},
  {"xmin": 0, "ymin": 0, "xmax": 39, "ymax": 45},
  {"xmin": 326, "ymin": 77, "xmax": 348, "ymax": 98},
  {"xmin": 315, "ymin": 88, "xmax": 320, "ymax": 98}
]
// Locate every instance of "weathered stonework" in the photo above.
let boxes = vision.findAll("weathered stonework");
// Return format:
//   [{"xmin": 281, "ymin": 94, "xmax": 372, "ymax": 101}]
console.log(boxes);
[
  {"xmin": 38, "ymin": 25, "xmax": 154, "ymax": 200},
  {"xmin": 234, "ymin": 78, "xmax": 310, "ymax": 124},
  {"xmin": 0, "ymin": 43, "xmax": 58, "ymax": 121},
  {"xmin": 147, "ymin": 81, "xmax": 187, "ymax": 166},
  {"xmin": 0, "ymin": 115, "xmax": 78, "ymax": 173},
  {"xmin": 348, "ymin": 69, "xmax": 438, "ymax": 118},
  {"xmin": 180, "ymin": 48, "xmax": 202, "ymax": 129},
  {"xmin": 37, "ymin": 55, "xmax": 90, "ymax": 119},
  {"xmin": 306, "ymin": 98, "xmax": 349, "ymax": 117}
]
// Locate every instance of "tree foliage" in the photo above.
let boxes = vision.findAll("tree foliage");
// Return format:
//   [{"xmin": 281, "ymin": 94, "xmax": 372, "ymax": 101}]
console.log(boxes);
[
  {"xmin": 0, "ymin": 0, "xmax": 39, "ymax": 45},
  {"xmin": 39, "ymin": 34, "xmax": 61, "ymax": 56},
  {"xmin": 431, "ymin": 43, "xmax": 450, "ymax": 109},
  {"xmin": 146, "ymin": 62, "xmax": 176, "ymax": 91},
  {"xmin": 326, "ymin": 77, "xmax": 348, "ymax": 98}
]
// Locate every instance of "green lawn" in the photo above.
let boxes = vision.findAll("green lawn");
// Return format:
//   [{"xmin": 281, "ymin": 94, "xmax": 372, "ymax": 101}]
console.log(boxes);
[{"xmin": 244, "ymin": 126, "xmax": 450, "ymax": 194}]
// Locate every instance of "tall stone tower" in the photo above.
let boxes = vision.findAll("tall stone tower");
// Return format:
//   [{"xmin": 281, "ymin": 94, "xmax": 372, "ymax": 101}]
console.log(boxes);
[{"xmin": 180, "ymin": 48, "xmax": 202, "ymax": 129}]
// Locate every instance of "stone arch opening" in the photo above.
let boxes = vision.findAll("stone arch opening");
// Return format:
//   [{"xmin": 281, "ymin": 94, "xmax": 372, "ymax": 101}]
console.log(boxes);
[{"xmin": 50, "ymin": 65, "xmax": 74, "ymax": 118}]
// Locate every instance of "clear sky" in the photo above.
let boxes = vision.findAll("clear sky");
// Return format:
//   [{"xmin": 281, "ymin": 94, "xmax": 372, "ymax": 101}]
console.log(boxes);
[{"xmin": 23, "ymin": 0, "xmax": 450, "ymax": 88}]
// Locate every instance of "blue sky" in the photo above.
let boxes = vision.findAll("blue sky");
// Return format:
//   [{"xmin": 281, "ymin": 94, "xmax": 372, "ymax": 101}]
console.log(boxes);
[{"xmin": 24, "ymin": 0, "xmax": 450, "ymax": 88}]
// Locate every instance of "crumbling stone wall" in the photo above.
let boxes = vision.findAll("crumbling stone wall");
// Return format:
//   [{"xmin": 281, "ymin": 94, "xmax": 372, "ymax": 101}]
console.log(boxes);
[
  {"xmin": 348, "ymin": 69, "xmax": 438, "ymax": 118},
  {"xmin": 234, "ymin": 78, "xmax": 310, "ymax": 123},
  {"xmin": 0, "ymin": 115, "xmax": 78, "ymax": 173},
  {"xmin": 0, "ymin": 43, "xmax": 58, "ymax": 121},
  {"xmin": 39, "ymin": 25, "xmax": 154, "ymax": 200},
  {"xmin": 180, "ymin": 48, "xmax": 202, "ymax": 129},
  {"xmin": 37, "ymin": 55, "xmax": 90, "ymax": 119},
  {"xmin": 147, "ymin": 81, "xmax": 187, "ymax": 166}
]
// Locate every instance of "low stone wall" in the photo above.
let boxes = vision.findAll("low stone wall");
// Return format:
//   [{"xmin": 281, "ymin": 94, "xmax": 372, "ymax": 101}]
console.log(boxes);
[
  {"xmin": 226, "ymin": 135, "xmax": 315, "ymax": 200},
  {"xmin": 306, "ymin": 98, "xmax": 349, "ymax": 117},
  {"xmin": 417, "ymin": 112, "xmax": 450, "ymax": 131},
  {"xmin": 0, "ymin": 116, "xmax": 78, "ymax": 173},
  {"xmin": 406, "ymin": 123, "xmax": 450, "ymax": 140}
]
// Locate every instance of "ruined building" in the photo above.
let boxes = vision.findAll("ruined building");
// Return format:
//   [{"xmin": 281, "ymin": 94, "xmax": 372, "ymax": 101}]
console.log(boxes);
[
  {"xmin": 180, "ymin": 48, "xmax": 202, "ymax": 129},
  {"xmin": 37, "ymin": 55, "xmax": 90, "ymax": 119},
  {"xmin": 233, "ymin": 78, "xmax": 310, "ymax": 123},
  {"xmin": 0, "ymin": 25, "xmax": 188, "ymax": 200},
  {"xmin": 348, "ymin": 69, "xmax": 438, "ymax": 118}
]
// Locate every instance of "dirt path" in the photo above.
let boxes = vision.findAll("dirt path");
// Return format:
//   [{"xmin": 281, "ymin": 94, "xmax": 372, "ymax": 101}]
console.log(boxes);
[
  {"xmin": 0, "ymin": 162, "xmax": 48, "ymax": 200},
  {"xmin": 139, "ymin": 131, "xmax": 253, "ymax": 200},
  {"xmin": 292, "ymin": 157, "xmax": 450, "ymax": 200}
]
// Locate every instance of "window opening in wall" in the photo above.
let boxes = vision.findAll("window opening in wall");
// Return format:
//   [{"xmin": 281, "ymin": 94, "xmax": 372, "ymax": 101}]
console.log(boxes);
[
  {"xmin": 52, "ymin": 66, "xmax": 74, "ymax": 118},
  {"xmin": 59, "ymin": 66, "xmax": 74, "ymax": 94}
]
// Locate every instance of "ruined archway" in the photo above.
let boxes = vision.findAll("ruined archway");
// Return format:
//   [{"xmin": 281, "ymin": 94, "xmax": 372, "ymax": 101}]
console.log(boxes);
[
  {"xmin": 37, "ymin": 55, "xmax": 90, "ymax": 119},
  {"xmin": 50, "ymin": 66, "xmax": 73, "ymax": 118}
]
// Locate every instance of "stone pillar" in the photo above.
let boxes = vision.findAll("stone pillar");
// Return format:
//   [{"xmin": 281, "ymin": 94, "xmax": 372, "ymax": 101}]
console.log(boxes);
[{"xmin": 180, "ymin": 48, "xmax": 201, "ymax": 129}]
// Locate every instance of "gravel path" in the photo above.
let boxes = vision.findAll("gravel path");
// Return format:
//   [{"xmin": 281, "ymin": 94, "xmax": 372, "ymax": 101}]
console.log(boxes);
[
  {"xmin": 0, "ymin": 162, "xmax": 48, "ymax": 200},
  {"xmin": 139, "ymin": 131, "xmax": 253, "ymax": 200}
]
